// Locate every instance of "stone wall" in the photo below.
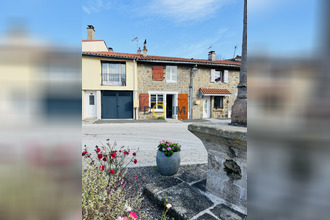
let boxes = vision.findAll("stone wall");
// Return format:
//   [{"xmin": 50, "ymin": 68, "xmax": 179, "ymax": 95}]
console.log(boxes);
[
  {"xmin": 137, "ymin": 62, "xmax": 239, "ymax": 120},
  {"xmin": 188, "ymin": 123, "xmax": 247, "ymax": 213},
  {"xmin": 192, "ymin": 67, "xmax": 240, "ymax": 119}
]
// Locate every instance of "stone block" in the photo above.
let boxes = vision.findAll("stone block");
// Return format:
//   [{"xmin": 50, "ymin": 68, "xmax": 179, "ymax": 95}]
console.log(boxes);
[
  {"xmin": 210, "ymin": 204, "xmax": 247, "ymax": 220},
  {"xmin": 157, "ymin": 182, "xmax": 214, "ymax": 220},
  {"xmin": 196, "ymin": 213, "xmax": 218, "ymax": 220},
  {"xmin": 188, "ymin": 124, "xmax": 247, "ymax": 212}
]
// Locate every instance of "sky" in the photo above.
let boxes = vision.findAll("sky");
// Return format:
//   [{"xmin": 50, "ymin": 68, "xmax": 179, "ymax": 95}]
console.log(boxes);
[
  {"xmin": 81, "ymin": 0, "xmax": 320, "ymax": 60},
  {"xmin": 0, "ymin": 0, "xmax": 321, "ymax": 58},
  {"xmin": 82, "ymin": 0, "xmax": 245, "ymax": 60}
]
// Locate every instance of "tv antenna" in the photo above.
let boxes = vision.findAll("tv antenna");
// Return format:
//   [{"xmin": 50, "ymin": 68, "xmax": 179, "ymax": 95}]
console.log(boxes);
[
  {"xmin": 207, "ymin": 45, "xmax": 213, "ymax": 50},
  {"xmin": 233, "ymin": 45, "xmax": 238, "ymax": 58},
  {"xmin": 131, "ymin": 36, "xmax": 139, "ymax": 50}
]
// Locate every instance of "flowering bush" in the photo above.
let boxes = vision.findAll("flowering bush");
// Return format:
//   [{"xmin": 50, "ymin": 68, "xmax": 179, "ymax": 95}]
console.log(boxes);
[
  {"xmin": 82, "ymin": 140, "xmax": 138, "ymax": 177},
  {"xmin": 82, "ymin": 140, "xmax": 146, "ymax": 219},
  {"xmin": 82, "ymin": 159, "xmax": 147, "ymax": 219},
  {"xmin": 157, "ymin": 140, "xmax": 181, "ymax": 157}
]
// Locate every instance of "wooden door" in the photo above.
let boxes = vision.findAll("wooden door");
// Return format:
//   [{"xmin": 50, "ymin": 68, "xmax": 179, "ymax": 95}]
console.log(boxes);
[{"xmin": 178, "ymin": 94, "xmax": 188, "ymax": 119}]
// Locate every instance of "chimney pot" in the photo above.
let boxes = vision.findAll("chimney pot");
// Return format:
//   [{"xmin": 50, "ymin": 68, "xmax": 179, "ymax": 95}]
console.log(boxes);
[
  {"xmin": 87, "ymin": 25, "xmax": 95, "ymax": 40},
  {"xmin": 143, "ymin": 39, "xmax": 147, "ymax": 57},
  {"xmin": 138, "ymin": 47, "xmax": 141, "ymax": 54},
  {"xmin": 108, "ymin": 47, "xmax": 113, "ymax": 52},
  {"xmin": 208, "ymin": 51, "xmax": 215, "ymax": 61}
]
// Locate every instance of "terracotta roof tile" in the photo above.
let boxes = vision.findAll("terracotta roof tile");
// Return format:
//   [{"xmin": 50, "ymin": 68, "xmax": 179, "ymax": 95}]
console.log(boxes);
[
  {"xmin": 82, "ymin": 51, "xmax": 241, "ymax": 67},
  {"xmin": 200, "ymin": 88, "xmax": 231, "ymax": 95}
]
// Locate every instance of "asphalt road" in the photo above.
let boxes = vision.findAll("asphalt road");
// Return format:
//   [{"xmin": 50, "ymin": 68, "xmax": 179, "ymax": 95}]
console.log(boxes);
[{"xmin": 82, "ymin": 120, "xmax": 229, "ymax": 167}]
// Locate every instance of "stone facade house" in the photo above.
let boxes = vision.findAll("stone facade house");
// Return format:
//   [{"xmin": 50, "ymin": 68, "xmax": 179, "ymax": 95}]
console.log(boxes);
[{"xmin": 82, "ymin": 26, "xmax": 241, "ymax": 120}]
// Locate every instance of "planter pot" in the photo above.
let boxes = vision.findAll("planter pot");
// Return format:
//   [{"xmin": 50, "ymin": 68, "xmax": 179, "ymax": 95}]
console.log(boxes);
[{"xmin": 156, "ymin": 150, "xmax": 180, "ymax": 176}]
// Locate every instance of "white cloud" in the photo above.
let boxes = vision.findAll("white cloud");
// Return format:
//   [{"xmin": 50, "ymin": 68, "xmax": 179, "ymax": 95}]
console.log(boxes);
[
  {"xmin": 144, "ymin": 0, "xmax": 229, "ymax": 23},
  {"xmin": 171, "ymin": 28, "xmax": 228, "ymax": 58},
  {"xmin": 82, "ymin": 6, "xmax": 91, "ymax": 14},
  {"xmin": 82, "ymin": 0, "xmax": 111, "ymax": 14}
]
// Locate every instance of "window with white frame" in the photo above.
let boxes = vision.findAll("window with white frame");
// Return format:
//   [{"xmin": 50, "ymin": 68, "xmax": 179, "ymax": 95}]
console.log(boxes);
[
  {"xmin": 102, "ymin": 62, "xmax": 126, "ymax": 86},
  {"xmin": 211, "ymin": 69, "xmax": 228, "ymax": 83},
  {"xmin": 166, "ymin": 66, "xmax": 177, "ymax": 83},
  {"xmin": 150, "ymin": 94, "xmax": 164, "ymax": 110},
  {"xmin": 214, "ymin": 96, "xmax": 223, "ymax": 109}
]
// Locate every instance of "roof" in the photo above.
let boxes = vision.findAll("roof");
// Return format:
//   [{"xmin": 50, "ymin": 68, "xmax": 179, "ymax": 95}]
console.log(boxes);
[
  {"xmin": 200, "ymin": 88, "xmax": 231, "ymax": 95},
  {"xmin": 82, "ymin": 51, "xmax": 241, "ymax": 67}
]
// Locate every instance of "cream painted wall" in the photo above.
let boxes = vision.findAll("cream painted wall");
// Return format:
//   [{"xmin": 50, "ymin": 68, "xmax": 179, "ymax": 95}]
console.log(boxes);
[{"xmin": 82, "ymin": 56, "xmax": 136, "ymax": 91}]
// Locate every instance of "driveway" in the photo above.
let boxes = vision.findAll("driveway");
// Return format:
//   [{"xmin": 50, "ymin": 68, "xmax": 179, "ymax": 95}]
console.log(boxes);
[{"xmin": 82, "ymin": 119, "xmax": 230, "ymax": 167}]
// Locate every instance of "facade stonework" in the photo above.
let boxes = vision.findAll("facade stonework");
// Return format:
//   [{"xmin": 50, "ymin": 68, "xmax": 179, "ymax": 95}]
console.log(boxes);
[
  {"xmin": 137, "ymin": 62, "xmax": 239, "ymax": 120},
  {"xmin": 192, "ymin": 68, "xmax": 239, "ymax": 119}
]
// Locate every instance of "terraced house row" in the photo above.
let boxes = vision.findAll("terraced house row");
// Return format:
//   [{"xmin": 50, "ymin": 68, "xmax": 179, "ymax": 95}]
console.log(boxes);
[{"xmin": 82, "ymin": 25, "xmax": 241, "ymax": 120}]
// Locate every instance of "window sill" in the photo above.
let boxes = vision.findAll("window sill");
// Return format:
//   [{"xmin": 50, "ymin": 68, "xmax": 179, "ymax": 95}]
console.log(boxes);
[
  {"xmin": 166, "ymin": 80, "xmax": 177, "ymax": 83},
  {"xmin": 213, "ymin": 108, "xmax": 224, "ymax": 112}
]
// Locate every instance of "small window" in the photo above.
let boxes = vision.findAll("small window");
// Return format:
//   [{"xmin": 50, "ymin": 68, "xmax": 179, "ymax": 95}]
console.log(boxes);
[
  {"xmin": 166, "ymin": 66, "xmax": 177, "ymax": 83},
  {"xmin": 215, "ymin": 71, "xmax": 224, "ymax": 82},
  {"xmin": 214, "ymin": 96, "xmax": 223, "ymax": 109},
  {"xmin": 89, "ymin": 94, "xmax": 95, "ymax": 105},
  {"xmin": 150, "ymin": 94, "xmax": 164, "ymax": 110}
]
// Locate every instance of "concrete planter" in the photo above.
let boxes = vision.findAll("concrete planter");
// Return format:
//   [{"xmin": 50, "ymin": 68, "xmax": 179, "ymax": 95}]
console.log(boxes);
[{"xmin": 156, "ymin": 150, "xmax": 180, "ymax": 176}]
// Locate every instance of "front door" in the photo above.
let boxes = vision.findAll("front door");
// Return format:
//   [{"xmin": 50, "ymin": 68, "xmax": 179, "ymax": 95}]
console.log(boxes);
[
  {"xmin": 86, "ymin": 91, "xmax": 97, "ymax": 118},
  {"xmin": 166, "ymin": 94, "xmax": 173, "ymax": 119},
  {"xmin": 203, "ymin": 96, "xmax": 210, "ymax": 118}
]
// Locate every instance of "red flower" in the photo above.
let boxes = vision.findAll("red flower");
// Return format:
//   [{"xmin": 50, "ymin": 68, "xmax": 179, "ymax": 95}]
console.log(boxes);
[
  {"xmin": 99, "ymin": 165, "xmax": 105, "ymax": 171},
  {"xmin": 110, "ymin": 170, "xmax": 115, "ymax": 175},
  {"xmin": 111, "ymin": 152, "xmax": 117, "ymax": 158},
  {"xmin": 96, "ymin": 148, "xmax": 100, "ymax": 153},
  {"xmin": 82, "ymin": 151, "xmax": 87, "ymax": 156},
  {"xmin": 119, "ymin": 150, "xmax": 122, "ymax": 152},
  {"xmin": 98, "ymin": 154, "xmax": 103, "ymax": 159},
  {"xmin": 103, "ymin": 157, "xmax": 107, "ymax": 161},
  {"xmin": 134, "ymin": 159, "xmax": 137, "ymax": 164},
  {"xmin": 133, "ymin": 152, "xmax": 136, "ymax": 156},
  {"xmin": 124, "ymin": 151, "xmax": 129, "ymax": 155},
  {"xmin": 129, "ymin": 212, "xmax": 138, "ymax": 219}
]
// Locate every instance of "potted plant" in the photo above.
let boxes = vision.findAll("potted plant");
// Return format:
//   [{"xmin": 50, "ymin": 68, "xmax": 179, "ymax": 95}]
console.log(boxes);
[{"xmin": 156, "ymin": 140, "xmax": 182, "ymax": 176}]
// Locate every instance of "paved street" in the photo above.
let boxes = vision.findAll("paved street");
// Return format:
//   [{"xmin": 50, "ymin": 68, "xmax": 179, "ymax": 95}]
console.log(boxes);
[{"xmin": 82, "ymin": 119, "xmax": 230, "ymax": 167}]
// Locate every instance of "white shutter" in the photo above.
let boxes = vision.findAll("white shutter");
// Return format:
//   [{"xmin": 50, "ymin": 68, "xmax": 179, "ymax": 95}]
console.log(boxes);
[
  {"xmin": 166, "ymin": 66, "xmax": 171, "ymax": 81},
  {"xmin": 210, "ymin": 69, "xmax": 216, "ymax": 82},
  {"xmin": 172, "ymin": 66, "xmax": 177, "ymax": 82},
  {"xmin": 224, "ymin": 70, "xmax": 229, "ymax": 83}
]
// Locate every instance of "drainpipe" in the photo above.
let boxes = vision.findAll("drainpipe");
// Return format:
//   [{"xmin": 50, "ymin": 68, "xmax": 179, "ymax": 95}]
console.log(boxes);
[
  {"xmin": 133, "ymin": 59, "xmax": 138, "ymax": 120},
  {"xmin": 189, "ymin": 64, "xmax": 198, "ymax": 119}
]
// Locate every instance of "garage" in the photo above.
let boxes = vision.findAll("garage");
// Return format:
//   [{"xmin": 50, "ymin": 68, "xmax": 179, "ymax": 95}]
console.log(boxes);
[{"xmin": 101, "ymin": 91, "xmax": 133, "ymax": 119}]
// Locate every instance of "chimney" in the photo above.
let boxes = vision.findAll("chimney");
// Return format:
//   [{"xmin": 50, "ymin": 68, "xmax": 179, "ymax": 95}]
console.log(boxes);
[
  {"xmin": 208, "ymin": 51, "xmax": 215, "ymax": 61},
  {"xmin": 143, "ymin": 39, "xmax": 147, "ymax": 57},
  {"xmin": 87, "ymin": 25, "xmax": 95, "ymax": 40},
  {"xmin": 108, "ymin": 47, "xmax": 113, "ymax": 52},
  {"xmin": 137, "ymin": 47, "xmax": 141, "ymax": 54}
]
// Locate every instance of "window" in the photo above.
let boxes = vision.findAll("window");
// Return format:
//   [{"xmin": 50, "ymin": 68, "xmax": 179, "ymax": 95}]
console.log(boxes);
[
  {"xmin": 211, "ymin": 69, "xmax": 228, "ymax": 83},
  {"xmin": 166, "ymin": 66, "xmax": 177, "ymax": 83},
  {"xmin": 214, "ymin": 96, "xmax": 223, "ymax": 109},
  {"xmin": 102, "ymin": 62, "xmax": 126, "ymax": 86},
  {"xmin": 215, "ymin": 71, "xmax": 223, "ymax": 82},
  {"xmin": 89, "ymin": 94, "xmax": 95, "ymax": 105},
  {"xmin": 150, "ymin": 94, "xmax": 164, "ymax": 110}
]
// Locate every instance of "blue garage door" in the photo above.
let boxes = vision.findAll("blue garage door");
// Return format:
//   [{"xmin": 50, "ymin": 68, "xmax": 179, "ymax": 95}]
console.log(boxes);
[{"xmin": 101, "ymin": 91, "xmax": 133, "ymax": 119}]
